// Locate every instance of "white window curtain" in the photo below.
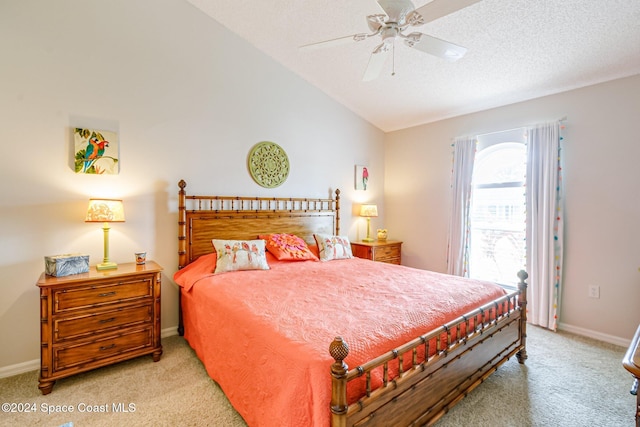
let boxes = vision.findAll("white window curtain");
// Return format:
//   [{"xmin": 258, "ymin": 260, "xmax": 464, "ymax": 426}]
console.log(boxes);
[
  {"xmin": 447, "ymin": 136, "xmax": 476, "ymax": 276},
  {"xmin": 525, "ymin": 122, "xmax": 563, "ymax": 330}
]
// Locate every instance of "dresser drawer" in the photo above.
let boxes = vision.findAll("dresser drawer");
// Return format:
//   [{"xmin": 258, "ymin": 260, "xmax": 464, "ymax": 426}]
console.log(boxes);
[
  {"xmin": 54, "ymin": 304, "xmax": 152, "ymax": 342},
  {"xmin": 54, "ymin": 278, "xmax": 152, "ymax": 313},
  {"xmin": 373, "ymin": 245, "xmax": 400, "ymax": 260},
  {"xmin": 54, "ymin": 327, "xmax": 153, "ymax": 371}
]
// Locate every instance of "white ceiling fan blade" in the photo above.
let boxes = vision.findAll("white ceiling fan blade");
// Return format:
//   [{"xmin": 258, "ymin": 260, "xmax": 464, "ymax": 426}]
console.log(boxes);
[
  {"xmin": 363, "ymin": 43, "xmax": 391, "ymax": 81},
  {"xmin": 405, "ymin": 33, "xmax": 467, "ymax": 61},
  {"xmin": 377, "ymin": 0, "xmax": 415, "ymax": 24},
  {"xmin": 367, "ymin": 14, "xmax": 386, "ymax": 32},
  {"xmin": 300, "ymin": 33, "xmax": 368, "ymax": 50},
  {"xmin": 413, "ymin": 0, "xmax": 483, "ymax": 25}
]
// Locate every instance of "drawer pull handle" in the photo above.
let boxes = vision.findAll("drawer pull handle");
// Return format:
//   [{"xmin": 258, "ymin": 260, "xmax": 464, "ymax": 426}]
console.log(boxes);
[
  {"xmin": 100, "ymin": 343, "xmax": 116, "ymax": 351},
  {"xmin": 98, "ymin": 291, "xmax": 116, "ymax": 297},
  {"xmin": 99, "ymin": 317, "xmax": 116, "ymax": 324}
]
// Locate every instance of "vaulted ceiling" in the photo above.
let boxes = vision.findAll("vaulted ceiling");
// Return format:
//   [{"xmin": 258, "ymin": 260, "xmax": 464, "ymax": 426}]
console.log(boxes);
[{"xmin": 186, "ymin": 0, "xmax": 640, "ymax": 132}]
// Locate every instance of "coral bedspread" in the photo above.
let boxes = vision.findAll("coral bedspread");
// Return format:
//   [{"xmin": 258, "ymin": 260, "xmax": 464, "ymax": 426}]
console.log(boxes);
[{"xmin": 174, "ymin": 254, "xmax": 506, "ymax": 427}]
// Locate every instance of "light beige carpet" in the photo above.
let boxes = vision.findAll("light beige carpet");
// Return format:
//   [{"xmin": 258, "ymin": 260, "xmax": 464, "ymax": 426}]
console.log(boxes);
[{"xmin": 0, "ymin": 326, "xmax": 635, "ymax": 426}]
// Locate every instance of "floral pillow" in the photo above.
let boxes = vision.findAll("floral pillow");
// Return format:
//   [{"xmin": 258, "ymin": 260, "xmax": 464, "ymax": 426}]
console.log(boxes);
[
  {"xmin": 211, "ymin": 239, "xmax": 270, "ymax": 274},
  {"xmin": 313, "ymin": 234, "xmax": 353, "ymax": 262},
  {"xmin": 259, "ymin": 233, "xmax": 319, "ymax": 261}
]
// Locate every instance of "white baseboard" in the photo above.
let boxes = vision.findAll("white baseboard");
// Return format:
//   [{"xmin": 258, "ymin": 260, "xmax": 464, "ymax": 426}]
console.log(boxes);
[
  {"xmin": 161, "ymin": 326, "xmax": 179, "ymax": 338},
  {"xmin": 0, "ymin": 358, "xmax": 40, "ymax": 379},
  {"xmin": 0, "ymin": 326, "xmax": 180, "ymax": 379},
  {"xmin": 558, "ymin": 322, "xmax": 631, "ymax": 348}
]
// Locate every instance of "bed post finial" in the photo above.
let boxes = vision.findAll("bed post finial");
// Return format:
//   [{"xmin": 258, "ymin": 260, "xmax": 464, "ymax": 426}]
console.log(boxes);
[
  {"xmin": 177, "ymin": 180, "xmax": 188, "ymax": 336},
  {"xmin": 334, "ymin": 189, "xmax": 341, "ymax": 236},
  {"xmin": 330, "ymin": 336, "xmax": 349, "ymax": 427},
  {"xmin": 516, "ymin": 270, "xmax": 528, "ymax": 364},
  {"xmin": 178, "ymin": 179, "xmax": 187, "ymax": 269}
]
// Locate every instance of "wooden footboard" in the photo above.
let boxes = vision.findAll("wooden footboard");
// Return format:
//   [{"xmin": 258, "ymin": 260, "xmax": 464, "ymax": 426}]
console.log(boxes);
[{"xmin": 330, "ymin": 271, "xmax": 528, "ymax": 427}]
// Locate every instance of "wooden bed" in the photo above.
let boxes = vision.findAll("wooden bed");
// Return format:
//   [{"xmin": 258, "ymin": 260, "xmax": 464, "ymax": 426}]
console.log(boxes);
[{"xmin": 176, "ymin": 179, "xmax": 528, "ymax": 427}]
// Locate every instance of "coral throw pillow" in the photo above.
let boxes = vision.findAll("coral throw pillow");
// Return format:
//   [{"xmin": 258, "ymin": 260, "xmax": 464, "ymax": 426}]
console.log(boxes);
[{"xmin": 259, "ymin": 233, "xmax": 319, "ymax": 261}]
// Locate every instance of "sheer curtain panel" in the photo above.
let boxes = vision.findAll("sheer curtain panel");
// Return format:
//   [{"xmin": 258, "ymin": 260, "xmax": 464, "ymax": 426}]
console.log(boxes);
[
  {"xmin": 525, "ymin": 122, "xmax": 563, "ymax": 330},
  {"xmin": 447, "ymin": 137, "xmax": 476, "ymax": 276}
]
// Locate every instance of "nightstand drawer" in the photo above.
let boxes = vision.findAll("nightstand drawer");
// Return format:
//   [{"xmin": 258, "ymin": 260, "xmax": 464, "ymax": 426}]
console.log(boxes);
[
  {"xmin": 373, "ymin": 245, "xmax": 400, "ymax": 260},
  {"xmin": 54, "ymin": 278, "xmax": 152, "ymax": 313},
  {"xmin": 54, "ymin": 327, "xmax": 153, "ymax": 371},
  {"xmin": 351, "ymin": 240, "xmax": 402, "ymax": 265},
  {"xmin": 54, "ymin": 304, "xmax": 152, "ymax": 342}
]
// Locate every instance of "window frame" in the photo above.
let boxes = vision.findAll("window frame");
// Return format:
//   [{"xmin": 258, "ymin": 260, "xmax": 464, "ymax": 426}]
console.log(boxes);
[{"xmin": 468, "ymin": 129, "xmax": 526, "ymax": 289}]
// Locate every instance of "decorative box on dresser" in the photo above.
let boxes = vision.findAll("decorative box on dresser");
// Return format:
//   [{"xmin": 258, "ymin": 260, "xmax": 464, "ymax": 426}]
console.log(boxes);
[
  {"xmin": 351, "ymin": 240, "xmax": 402, "ymax": 265},
  {"xmin": 36, "ymin": 261, "xmax": 163, "ymax": 394}
]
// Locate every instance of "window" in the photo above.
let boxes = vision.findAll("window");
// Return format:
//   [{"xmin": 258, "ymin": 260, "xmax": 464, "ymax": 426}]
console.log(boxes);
[{"xmin": 469, "ymin": 130, "xmax": 526, "ymax": 287}]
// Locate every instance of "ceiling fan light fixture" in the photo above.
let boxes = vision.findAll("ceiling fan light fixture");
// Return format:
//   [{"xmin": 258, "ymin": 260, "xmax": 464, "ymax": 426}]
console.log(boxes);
[{"xmin": 380, "ymin": 26, "xmax": 398, "ymax": 44}]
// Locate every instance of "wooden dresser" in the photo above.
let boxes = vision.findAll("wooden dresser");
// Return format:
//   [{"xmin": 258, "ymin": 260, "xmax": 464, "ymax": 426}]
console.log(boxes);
[
  {"xmin": 351, "ymin": 240, "xmax": 402, "ymax": 265},
  {"xmin": 36, "ymin": 261, "xmax": 163, "ymax": 394}
]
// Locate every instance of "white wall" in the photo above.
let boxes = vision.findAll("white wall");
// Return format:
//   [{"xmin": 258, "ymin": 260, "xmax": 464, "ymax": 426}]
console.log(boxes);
[
  {"xmin": 385, "ymin": 74, "xmax": 640, "ymax": 345},
  {"xmin": 0, "ymin": 0, "xmax": 385, "ymax": 371}
]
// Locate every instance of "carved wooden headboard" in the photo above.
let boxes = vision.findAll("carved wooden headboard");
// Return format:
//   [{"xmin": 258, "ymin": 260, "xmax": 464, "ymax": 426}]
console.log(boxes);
[{"xmin": 177, "ymin": 180, "xmax": 341, "ymax": 269}]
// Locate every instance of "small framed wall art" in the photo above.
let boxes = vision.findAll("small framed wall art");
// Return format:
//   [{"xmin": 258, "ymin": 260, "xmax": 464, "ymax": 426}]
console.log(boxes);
[
  {"xmin": 355, "ymin": 165, "xmax": 369, "ymax": 190},
  {"xmin": 74, "ymin": 128, "xmax": 119, "ymax": 174}
]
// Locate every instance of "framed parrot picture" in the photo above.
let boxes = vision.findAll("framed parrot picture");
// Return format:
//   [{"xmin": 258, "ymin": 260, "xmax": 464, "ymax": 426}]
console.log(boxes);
[
  {"xmin": 355, "ymin": 165, "xmax": 369, "ymax": 191},
  {"xmin": 74, "ymin": 128, "xmax": 119, "ymax": 174}
]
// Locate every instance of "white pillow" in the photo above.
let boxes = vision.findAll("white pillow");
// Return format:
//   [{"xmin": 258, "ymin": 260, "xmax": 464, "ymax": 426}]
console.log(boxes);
[
  {"xmin": 211, "ymin": 239, "xmax": 269, "ymax": 274},
  {"xmin": 313, "ymin": 234, "xmax": 353, "ymax": 261}
]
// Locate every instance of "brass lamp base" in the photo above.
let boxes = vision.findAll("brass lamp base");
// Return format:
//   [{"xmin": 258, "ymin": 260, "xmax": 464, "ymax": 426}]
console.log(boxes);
[
  {"xmin": 96, "ymin": 222, "xmax": 118, "ymax": 270},
  {"xmin": 362, "ymin": 217, "xmax": 375, "ymax": 243},
  {"xmin": 96, "ymin": 262, "xmax": 118, "ymax": 270}
]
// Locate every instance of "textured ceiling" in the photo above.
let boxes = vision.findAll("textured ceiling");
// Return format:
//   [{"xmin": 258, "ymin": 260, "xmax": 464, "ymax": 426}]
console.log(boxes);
[{"xmin": 186, "ymin": 0, "xmax": 640, "ymax": 132}]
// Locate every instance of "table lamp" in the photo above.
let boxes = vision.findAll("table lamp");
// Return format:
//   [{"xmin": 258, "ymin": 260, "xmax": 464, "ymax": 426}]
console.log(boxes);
[
  {"xmin": 359, "ymin": 204, "xmax": 378, "ymax": 242},
  {"xmin": 85, "ymin": 198, "xmax": 125, "ymax": 270}
]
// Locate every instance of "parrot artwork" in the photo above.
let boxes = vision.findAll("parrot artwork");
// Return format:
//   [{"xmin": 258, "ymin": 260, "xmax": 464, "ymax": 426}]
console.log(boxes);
[
  {"xmin": 362, "ymin": 167, "xmax": 369, "ymax": 190},
  {"xmin": 83, "ymin": 135, "xmax": 109, "ymax": 173}
]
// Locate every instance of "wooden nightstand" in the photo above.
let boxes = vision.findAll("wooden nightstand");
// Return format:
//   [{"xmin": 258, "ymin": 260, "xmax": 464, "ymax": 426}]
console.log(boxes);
[
  {"xmin": 351, "ymin": 240, "xmax": 402, "ymax": 265},
  {"xmin": 36, "ymin": 261, "xmax": 163, "ymax": 394}
]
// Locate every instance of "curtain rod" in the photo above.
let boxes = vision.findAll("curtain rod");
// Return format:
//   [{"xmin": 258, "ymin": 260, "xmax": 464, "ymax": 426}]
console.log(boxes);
[{"xmin": 475, "ymin": 116, "xmax": 567, "ymax": 138}]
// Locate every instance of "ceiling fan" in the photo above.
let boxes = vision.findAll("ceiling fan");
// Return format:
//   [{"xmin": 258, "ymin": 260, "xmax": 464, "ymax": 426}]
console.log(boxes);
[{"xmin": 300, "ymin": 0, "xmax": 483, "ymax": 81}]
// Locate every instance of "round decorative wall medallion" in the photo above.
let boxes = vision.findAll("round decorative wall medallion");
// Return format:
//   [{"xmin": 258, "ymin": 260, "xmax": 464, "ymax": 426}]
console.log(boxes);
[{"xmin": 248, "ymin": 141, "xmax": 290, "ymax": 188}]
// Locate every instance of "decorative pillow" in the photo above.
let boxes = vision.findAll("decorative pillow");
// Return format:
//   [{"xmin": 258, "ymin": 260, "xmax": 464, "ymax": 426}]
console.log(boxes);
[
  {"xmin": 259, "ymin": 233, "xmax": 319, "ymax": 261},
  {"xmin": 313, "ymin": 234, "xmax": 353, "ymax": 262},
  {"xmin": 211, "ymin": 239, "xmax": 270, "ymax": 274}
]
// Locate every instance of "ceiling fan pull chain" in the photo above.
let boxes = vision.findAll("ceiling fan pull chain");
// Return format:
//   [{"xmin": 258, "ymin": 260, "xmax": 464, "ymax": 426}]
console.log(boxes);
[{"xmin": 392, "ymin": 42, "xmax": 396, "ymax": 77}]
